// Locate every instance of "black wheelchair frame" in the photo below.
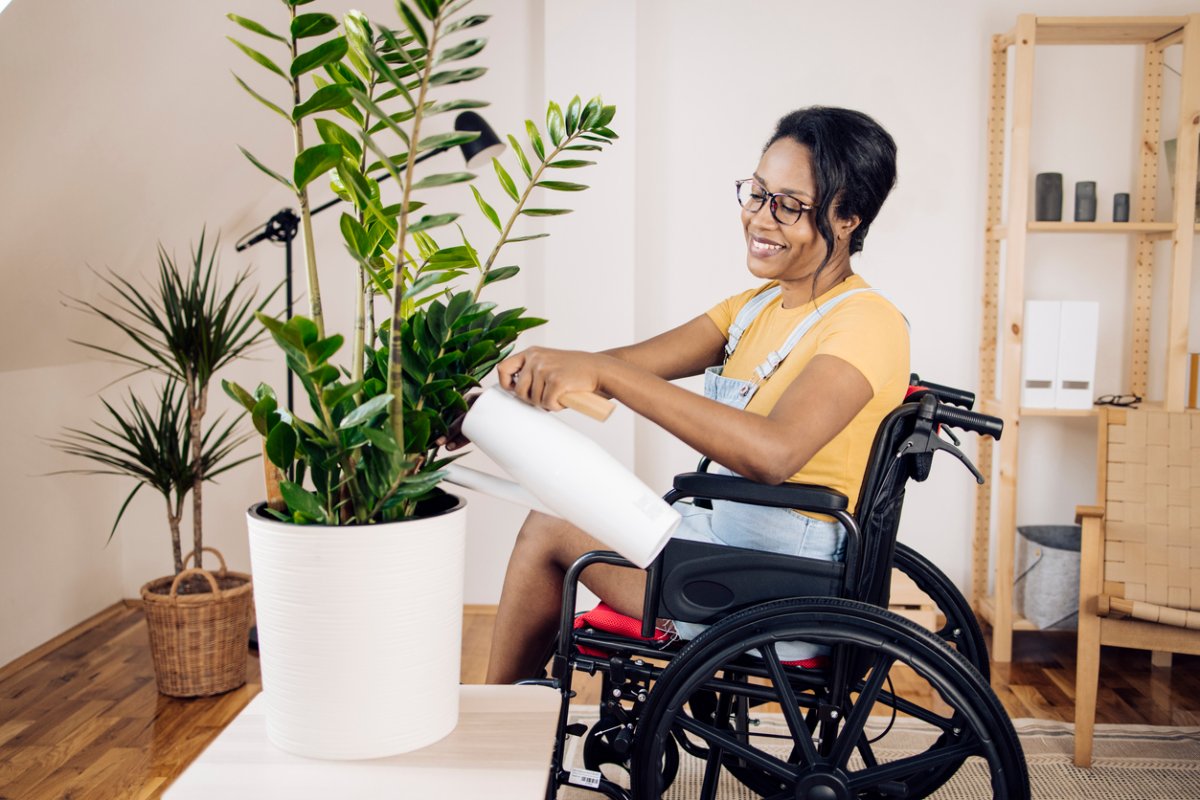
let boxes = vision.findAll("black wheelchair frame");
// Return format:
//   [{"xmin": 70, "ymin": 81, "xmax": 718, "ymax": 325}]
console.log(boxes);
[{"xmin": 538, "ymin": 376, "xmax": 1029, "ymax": 800}]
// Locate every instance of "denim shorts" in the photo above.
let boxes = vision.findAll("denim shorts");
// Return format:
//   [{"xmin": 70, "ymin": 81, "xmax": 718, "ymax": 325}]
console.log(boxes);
[{"xmin": 669, "ymin": 499, "xmax": 846, "ymax": 661}]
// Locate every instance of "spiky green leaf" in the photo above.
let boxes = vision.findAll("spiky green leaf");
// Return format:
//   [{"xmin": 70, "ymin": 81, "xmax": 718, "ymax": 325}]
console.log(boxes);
[
  {"xmin": 227, "ymin": 14, "xmax": 287, "ymax": 43},
  {"xmin": 228, "ymin": 37, "xmax": 288, "ymax": 80},
  {"xmin": 470, "ymin": 186, "xmax": 501, "ymax": 232},
  {"xmin": 294, "ymin": 143, "xmax": 343, "ymax": 190},
  {"xmin": 291, "ymin": 36, "xmax": 347, "ymax": 77}
]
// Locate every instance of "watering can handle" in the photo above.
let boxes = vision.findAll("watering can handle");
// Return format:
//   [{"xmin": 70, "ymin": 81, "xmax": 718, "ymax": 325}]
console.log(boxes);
[{"xmin": 560, "ymin": 392, "xmax": 615, "ymax": 422}]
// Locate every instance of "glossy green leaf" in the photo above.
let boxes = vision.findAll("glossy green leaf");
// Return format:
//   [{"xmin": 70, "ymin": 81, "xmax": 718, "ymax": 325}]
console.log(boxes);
[
  {"xmin": 362, "ymin": 427, "xmax": 402, "ymax": 454},
  {"xmin": 239, "ymin": 146, "xmax": 293, "ymax": 190},
  {"xmin": 436, "ymin": 38, "xmax": 485, "ymax": 64},
  {"xmin": 521, "ymin": 208, "xmax": 572, "ymax": 216},
  {"xmin": 564, "ymin": 144, "xmax": 603, "ymax": 152},
  {"xmin": 306, "ymin": 334, "xmax": 344, "ymax": 364},
  {"xmin": 565, "ymin": 95, "xmax": 581, "ymax": 135},
  {"xmin": 232, "ymin": 73, "xmax": 289, "ymax": 120},
  {"xmin": 414, "ymin": 0, "xmax": 439, "ymax": 20},
  {"xmin": 407, "ymin": 269, "xmax": 462, "ymax": 297},
  {"xmin": 549, "ymin": 159, "xmax": 594, "ymax": 169},
  {"xmin": 525, "ymin": 120, "xmax": 545, "ymax": 162},
  {"xmin": 338, "ymin": 392, "xmax": 393, "ymax": 429},
  {"xmin": 228, "ymin": 37, "xmax": 288, "ymax": 80},
  {"xmin": 227, "ymin": 14, "xmax": 287, "ymax": 44},
  {"xmin": 593, "ymin": 127, "xmax": 618, "ymax": 140},
  {"xmin": 483, "ymin": 266, "xmax": 519, "ymax": 285},
  {"xmin": 411, "ymin": 171, "xmax": 476, "ymax": 190},
  {"xmin": 293, "ymin": 83, "xmax": 352, "ymax": 120},
  {"xmin": 429, "ymin": 67, "xmax": 487, "ymax": 86},
  {"xmin": 499, "ymin": 138, "xmax": 531, "ymax": 183},
  {"xmin": 410, "ymin": 213, "xmax": 460, "ymax": 232},
  {"xmin": 285, "ymin": 0, "xmax": 318, "ymax": 5},
  {"xmin": 294, "ymin": 143, "xmax": 343, "ymax": 190},
  {"xmin": 222, "ymin": 380, "xmax": 257, "ymax": 414},
  {"xmin": 340, "ymin": 213, "xmax": 371, "ymax": 258},
  {"xmin": 291, "ymin": 36, "xmax": 348, "ymax": 78},
  {"xmin": 279, "ymin": 481, "xmax": 326, "ymax": 520},
  {"xmin": 487, "ymin": 159, "xmax": 517, "ymax": 203},
  {"xmin": 546, "ymin": 101, "xmax": 565, "ymax": 147},
  {"xmin": 306, "ymin": 364, "xmax": 339, "ymax": 386},
  {"xmin": 580, "ymin": 96, "xmax": 602, "ymax": 128},
  {"xmin": 265, "ymin": 423, "xmax": 297, "ymax": 470},
  {"xmin": 470, "ymin": 186, "xmax": 502, "ymax": 232},
  {"xmin": 595, "ymin": 105, "xmax": 617, "ymax": 128},
  {"xmin": 428, "ymin": 98, "xmax": 489, "ymax": 115},
  {"xmin": 445, "ymin": 14, "xmax": 489, "ymax": 33},
  {"xmin": 416, "ymin": 131, "xmax": 479, "ymax": 153},
  {"xmin": 396, "ymin": 2, "xmax": 428, "ymax": 49},
  {"xmin": 322, "ymin": 381, "xmax": 361, "ymax": 410},
  {"xmin": 504, "ymin": 233, "xmax": 550, "ymax": 243},
  {"xmin": 291, "ymin": 12, "xmax": 338, "ymax": 38},
  {"xmin": 537, "ymin": 180, "xmax": 588, "ymax": 192},
  {"xmin": 315, "ymin": 119, "xmax": 362, "ymax": 162}
]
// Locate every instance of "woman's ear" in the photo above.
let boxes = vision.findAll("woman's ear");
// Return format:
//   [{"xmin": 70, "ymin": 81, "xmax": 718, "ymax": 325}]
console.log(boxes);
[{"xmin": 835, "ymin": 214, "xmax": 861, "ymax": 242}]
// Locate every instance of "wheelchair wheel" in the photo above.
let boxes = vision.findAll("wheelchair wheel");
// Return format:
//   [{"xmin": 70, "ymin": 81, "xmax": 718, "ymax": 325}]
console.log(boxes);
[
  {"xmin": 630, "ymin": 597, "xmax": 1028, "ymax": 800},
  {"xmin": 892, "ymin": 543, "xmax": 990, "ymax": 680}
]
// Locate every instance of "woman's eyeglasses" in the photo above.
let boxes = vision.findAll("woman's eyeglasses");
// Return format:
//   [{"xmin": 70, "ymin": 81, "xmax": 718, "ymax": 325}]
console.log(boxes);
[
  {"xmin": 1095, "ymin": 394, "xmax": 1142, "ymax": 407},
  {"xmin": 735, "ymin": 179, "xmax": 812, "ymax": 226}
]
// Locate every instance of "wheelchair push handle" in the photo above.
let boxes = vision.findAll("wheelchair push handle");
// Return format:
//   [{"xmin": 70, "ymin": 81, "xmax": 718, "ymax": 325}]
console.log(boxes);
[
  {"xmin": 909, "ymin": 373, "xmax": 976, "ymax": 409},
  {"xmin": 930, "ymin": 402, "xmax": 1003, "ymax": 441}
]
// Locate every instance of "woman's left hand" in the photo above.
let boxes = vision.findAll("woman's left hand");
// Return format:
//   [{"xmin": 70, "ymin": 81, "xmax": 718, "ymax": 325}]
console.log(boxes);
[{"xmin": 496, "ymin": 347, "xmax": 608, "ymax": 411}]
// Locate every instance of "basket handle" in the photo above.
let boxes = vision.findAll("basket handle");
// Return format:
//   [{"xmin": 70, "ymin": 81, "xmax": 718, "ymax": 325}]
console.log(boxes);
[
  {"xmin": 182, "ymin": 547, "xmax": 228, "ymax": 576},
  {"xmin": 169, "ymin": 568, "xmax": 221, "ymax": 598}
]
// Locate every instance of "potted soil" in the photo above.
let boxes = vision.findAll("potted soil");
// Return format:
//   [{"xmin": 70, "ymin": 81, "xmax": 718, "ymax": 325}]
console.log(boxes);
[
  {"xmin": 51, "ymin": 234, "xmax": 274, "ymax": 696},
  {"xmin": 223, "ymin": 0, "xmax": 617, "ymax": 757}
]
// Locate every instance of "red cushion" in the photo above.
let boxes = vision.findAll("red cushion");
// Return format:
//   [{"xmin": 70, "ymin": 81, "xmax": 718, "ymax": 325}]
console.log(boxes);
[{"xmin": 573, "ymin": 603, "xmax": 826, "ymax": 668}]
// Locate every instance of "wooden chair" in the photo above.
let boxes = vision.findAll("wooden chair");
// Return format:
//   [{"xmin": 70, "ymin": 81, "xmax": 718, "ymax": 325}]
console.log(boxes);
[{"xmin": 1074, "ymin": 407, "xmax": 1200, "ymax": 767}]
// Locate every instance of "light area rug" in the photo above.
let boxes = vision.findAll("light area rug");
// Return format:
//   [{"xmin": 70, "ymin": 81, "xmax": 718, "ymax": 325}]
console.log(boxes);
[{"xmin": 559, "ymin": 713, "xmax": 1200, "ymax": 799}]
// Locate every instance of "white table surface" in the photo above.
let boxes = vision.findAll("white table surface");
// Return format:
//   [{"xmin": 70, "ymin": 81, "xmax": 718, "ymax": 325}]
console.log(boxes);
[{"xmin": 165, "ymin": 684, "xmax": 562, "ymax": 799}]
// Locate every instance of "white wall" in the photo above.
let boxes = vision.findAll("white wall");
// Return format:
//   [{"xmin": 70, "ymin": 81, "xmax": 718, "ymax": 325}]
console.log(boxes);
[{"xmin": 3, "ymin": 0, "xmax": 1199, "ymax": 665}]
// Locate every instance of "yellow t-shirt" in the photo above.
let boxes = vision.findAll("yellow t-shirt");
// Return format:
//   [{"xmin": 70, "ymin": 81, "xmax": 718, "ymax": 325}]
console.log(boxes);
[{"xmin": 705, "ymin": 274, "xmax": 911, "ymax": 512}]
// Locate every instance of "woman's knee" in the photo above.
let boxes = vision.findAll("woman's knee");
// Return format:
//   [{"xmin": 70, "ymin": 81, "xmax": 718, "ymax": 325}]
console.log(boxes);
[{"xmin": 513, "ymin": 511, "xmax": 600, "ymax": 570}]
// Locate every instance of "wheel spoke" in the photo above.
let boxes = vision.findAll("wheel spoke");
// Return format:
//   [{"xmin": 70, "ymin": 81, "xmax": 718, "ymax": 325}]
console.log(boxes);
[
  {"xmin": 761, "ymin": 643, "xmax": 820, "ymax": 765},
  {"xmin": 856, "ymin": 735, "xmax": 880, "ymax": 769},
  {"xmin": 867, "ymin": 685, "xmax": 956, "ymax": 730},
  {"xmin": 830, "ymin": 651, "xmax": 895, "ymax": 767},
  {"xmin": 676, "ymin": 713, "xmax": 798, "ymax": 783},
  {"xmin": 846, "ymin": 740, "xmax": 978, "ymax": 791},
  {"xmin": 699, "ymin": 743, "xmax": 723, "ymax": 800}
]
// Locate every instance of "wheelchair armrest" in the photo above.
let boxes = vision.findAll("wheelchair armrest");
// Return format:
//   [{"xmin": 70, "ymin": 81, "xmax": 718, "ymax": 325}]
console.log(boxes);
[{"xmin": 670, "ymin": 472, "xmax": 849, "ymax": 514}]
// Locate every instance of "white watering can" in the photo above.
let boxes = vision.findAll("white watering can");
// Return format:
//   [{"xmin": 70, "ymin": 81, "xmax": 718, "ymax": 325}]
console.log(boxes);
[{"xmin": 442, "ymin": 388, "xmax": 681, "ymax": 569}]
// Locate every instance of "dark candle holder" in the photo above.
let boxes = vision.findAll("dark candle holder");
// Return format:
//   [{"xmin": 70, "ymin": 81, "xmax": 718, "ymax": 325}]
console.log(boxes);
[
  {"xmin": 1035, "ymin": 173, "xmax": 1063, "ymax": 221},
  {"xmin": 1074, "ymin": 181, "xmax": 1097, "ymax": 222},
  {"xmin": 1113, "ymin": 193, "xmax": 1130, "ymax": 222}
]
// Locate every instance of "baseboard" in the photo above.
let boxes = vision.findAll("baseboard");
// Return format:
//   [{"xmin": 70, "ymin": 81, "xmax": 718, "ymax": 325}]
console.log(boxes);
[{"xmin": 0, "ymin": 601, "xmax": 130, "ymax": 682}]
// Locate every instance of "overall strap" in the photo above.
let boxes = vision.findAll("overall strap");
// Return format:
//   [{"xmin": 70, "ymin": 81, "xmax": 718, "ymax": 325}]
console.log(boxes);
[
  {"xmin": 752, "ymin": 288, "xmax": 877, "ymax": 382},
  {"xmin": 724, "ymin": 285, "xmax": 782, "ymax": 359}
]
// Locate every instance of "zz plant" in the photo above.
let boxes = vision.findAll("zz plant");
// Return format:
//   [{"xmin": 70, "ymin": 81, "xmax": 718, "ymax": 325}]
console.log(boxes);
[{"xmin": 224, "ymin": 0, "xmax": 617, "ymax": 524}]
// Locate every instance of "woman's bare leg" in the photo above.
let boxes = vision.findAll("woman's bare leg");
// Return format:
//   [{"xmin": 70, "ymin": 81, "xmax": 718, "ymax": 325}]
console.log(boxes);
[{"xmin": 486, "ymin": 510, "xmax": 647, "ymax": 684}]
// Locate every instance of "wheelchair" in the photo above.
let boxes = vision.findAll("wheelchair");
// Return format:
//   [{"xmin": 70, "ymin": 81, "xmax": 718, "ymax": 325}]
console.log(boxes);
[{"xmin": 537, "ymin": 376, "xmax": 1029, "ymax": 800}]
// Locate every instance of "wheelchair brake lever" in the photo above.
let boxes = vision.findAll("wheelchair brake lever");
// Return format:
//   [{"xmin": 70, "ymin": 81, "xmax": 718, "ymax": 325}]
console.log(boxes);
[
  {"xmin": 940, "ymin": 425, "xmax": 962, "ymax": 447},
  {"xmin": 930, "ymin": 433, "xmax": 986, "ymax": 485}
]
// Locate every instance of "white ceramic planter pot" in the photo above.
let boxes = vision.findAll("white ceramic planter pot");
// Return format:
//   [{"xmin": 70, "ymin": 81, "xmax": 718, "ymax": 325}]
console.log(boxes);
[{"xmin": 246, "ymin": 494, "xmax": 466, "ymax": 759}]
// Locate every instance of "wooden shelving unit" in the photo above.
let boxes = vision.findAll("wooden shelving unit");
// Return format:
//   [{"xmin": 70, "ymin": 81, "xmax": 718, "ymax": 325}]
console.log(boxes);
[{"xmin": 973, "ymin": 15, "xmax": 1200, "ymax": 662}]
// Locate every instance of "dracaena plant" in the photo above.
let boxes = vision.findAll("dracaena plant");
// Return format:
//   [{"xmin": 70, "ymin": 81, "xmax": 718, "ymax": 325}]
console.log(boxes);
[
  {"xmin": 49, "ymin": 235, "xmax": 275, "ymax": 574},
  {"xmin": 223, "ymin": 0, "xmax": 617, "ymax": 524}
]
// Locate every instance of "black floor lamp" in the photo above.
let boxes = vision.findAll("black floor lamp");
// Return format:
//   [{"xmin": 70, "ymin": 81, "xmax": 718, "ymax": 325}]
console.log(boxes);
[
  {"xmin": 235, "ymin": 111, "xmax": 505, "ymax": 413},
  {"xmin": 237, "ymin": 112, "xmax": 503, "ymax": 653}
]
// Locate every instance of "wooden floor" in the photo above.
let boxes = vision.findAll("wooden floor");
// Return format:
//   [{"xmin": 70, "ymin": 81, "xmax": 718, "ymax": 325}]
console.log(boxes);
[{"xmin": 2, "ymin": 604, "xmax": 1200, "ymax": 799}]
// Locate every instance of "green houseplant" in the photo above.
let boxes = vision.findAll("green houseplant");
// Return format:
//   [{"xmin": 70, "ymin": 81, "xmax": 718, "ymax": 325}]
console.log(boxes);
[
  {"xmin": 50, "ymin": 233, "xmax": 274, "ymax": 696},
  {"xmin": 223, "ymin": 0, "xmax": 617, "ymax": 757}
]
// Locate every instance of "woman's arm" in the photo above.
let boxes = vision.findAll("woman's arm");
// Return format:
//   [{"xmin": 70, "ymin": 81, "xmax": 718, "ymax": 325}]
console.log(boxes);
[
  {"xmin": 498, "ymin": 348, "xmax": 872, "ymax": 484},
  {"xmin": 601, "ymin": 314, "xmax": 727, "ymax": 381}
]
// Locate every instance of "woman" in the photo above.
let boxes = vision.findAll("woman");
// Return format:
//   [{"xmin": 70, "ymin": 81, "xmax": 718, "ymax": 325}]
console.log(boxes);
[{"xmin": 474, "ymin": 106, "xmax": 909, "ymax": 684}]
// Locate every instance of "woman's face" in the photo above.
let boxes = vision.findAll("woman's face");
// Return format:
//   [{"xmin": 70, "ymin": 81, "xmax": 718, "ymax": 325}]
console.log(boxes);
[{"xmin": 741, "ymin": 139, "xmax": 834, "ymax": 285}]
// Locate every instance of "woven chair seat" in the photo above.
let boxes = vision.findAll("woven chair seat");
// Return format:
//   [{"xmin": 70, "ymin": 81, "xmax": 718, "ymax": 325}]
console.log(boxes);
[{"xmin": 1098, "ymin": 593, "xmax": 1200, "ymax": 630}]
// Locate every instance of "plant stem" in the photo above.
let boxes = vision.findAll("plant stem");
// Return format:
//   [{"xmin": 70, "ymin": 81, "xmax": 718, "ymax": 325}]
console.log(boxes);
[
  {"xmin": 167, "ymin": 497, "xmax": 183, "ymax": 576},
  {"xmin": 385, "ymin": 12, "xmax": 445, "ymax": 459},
  {"xmin": 351, "ymin": 80, "xmax": 377, "ymax": 399},
  {"xmin": 290, "ymin": 5, "xmax": 325, "ymax": 339},
  {"xmin": 472, "ymin": 132, "xmax": 584, "ymax": 301}
]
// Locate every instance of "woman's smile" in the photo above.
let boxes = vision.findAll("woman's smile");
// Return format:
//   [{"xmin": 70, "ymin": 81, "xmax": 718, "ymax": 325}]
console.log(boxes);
[{"xmin": 749, "ymin": 234, "xmax": 787, "ymax": 257}]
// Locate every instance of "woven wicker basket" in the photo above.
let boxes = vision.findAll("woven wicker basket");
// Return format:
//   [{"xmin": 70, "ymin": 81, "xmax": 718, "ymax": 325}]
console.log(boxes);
[{"xmin": 141, "ymin": 547, "xmax": 253, "ymax": 698}]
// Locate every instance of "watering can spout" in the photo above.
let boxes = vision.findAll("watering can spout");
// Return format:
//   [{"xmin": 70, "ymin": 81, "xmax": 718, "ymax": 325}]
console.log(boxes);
[{"xmin": 441, "ymin": 388, "xmax": 680, "ymax": 569}]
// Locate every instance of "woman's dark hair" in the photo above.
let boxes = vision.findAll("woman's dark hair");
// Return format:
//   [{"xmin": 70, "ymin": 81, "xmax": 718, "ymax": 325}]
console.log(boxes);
[{"xmin": 765, "ymin": 106, "xmax": 897, "ymax": 281}]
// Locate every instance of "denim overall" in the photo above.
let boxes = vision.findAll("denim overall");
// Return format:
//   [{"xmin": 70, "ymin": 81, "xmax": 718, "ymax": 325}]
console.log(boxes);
[{"xmin": 671, "ymin": 285, "xmax": 880, "ymax": 658}]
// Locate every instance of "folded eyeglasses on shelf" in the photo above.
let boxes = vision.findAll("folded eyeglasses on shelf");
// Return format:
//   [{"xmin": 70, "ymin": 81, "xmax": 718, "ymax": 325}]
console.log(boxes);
[{"xmin": 1095, "ymin": 393, "xmax": 1142, "ymax": 408}]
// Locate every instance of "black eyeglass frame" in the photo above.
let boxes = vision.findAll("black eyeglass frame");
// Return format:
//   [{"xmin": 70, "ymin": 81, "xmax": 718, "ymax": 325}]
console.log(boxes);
[
  {"xmin": 734, "ymin": 178, "xmax": 813, "ymax": 226},
  {"xmin": 1094, "ymin": 393, "xmax": 1142, "ymax": 408}
]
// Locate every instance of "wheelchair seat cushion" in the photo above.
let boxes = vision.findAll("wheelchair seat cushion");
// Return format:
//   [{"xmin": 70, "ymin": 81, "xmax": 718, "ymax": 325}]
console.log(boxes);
[
  {"xmin": 573, "ymin": 603, "xmax": 826, "ymax": 668},
  {"xmin": 573, "ymin": 602, "xmax": 671, "ymax": 656}
]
